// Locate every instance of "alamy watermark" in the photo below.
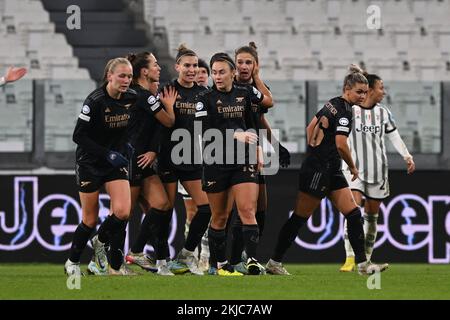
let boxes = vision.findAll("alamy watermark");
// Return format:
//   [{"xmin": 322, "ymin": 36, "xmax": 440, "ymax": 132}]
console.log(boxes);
[
  {"xmin": 366, "ymin": 269, "xmax": 382, "ymax": 290},
  {"xmin": 66, "ymin": 274, "xmax": 81, "ymax": 290},
  {"xmin": 170, "ymin": 124, "xmax": 282, "ymax": 176},
  {"xmin": 366, "ymin": 5, "xmax": 381, "ymax": 30},
  {"xmin": 66, "ymin": 5, "xmax": 81, "ymax": 30}
]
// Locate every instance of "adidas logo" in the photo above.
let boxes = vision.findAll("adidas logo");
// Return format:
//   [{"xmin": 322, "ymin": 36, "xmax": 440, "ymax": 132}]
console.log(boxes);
[
  {"xmin": 105, "ymin": 107, "xmax": 111, "ymax": 113},
  {"xmin": 216, "ymin": 99, "xmax": 222, "ymax": 105},
  {"xmin": 236, "ymin": 97, "xmax": 244, "ymax": 103},
  {"xmin": 206, "ymin": 181, "xmax": 216, "ymax": 187}
]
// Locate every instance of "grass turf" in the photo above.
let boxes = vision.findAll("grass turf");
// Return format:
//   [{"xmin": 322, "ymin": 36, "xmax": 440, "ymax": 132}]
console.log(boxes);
[{"xmin": 0, "ymin": 263, "xmax": 449, "ymax": 300}]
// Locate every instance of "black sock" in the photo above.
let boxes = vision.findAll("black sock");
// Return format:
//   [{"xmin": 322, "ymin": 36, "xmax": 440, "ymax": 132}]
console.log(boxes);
[
  {"xmin": 242, "ymin": 224, "xmax": 259, "ymax": 260},
  {"xmin": 208, "ymin": 227, "xmax": 227, "ymax": 268},
  {"xmin": 69, "ymin": 222, "xmax": 95, "ymax": 263},
  {"xmin": 230, "ymin": 215, "xmax": 244, "ymax": 265},
  {"xmin": 151, "ymin": 208, "xmax": 172, "ymax": 260},
  {"xmin": 97, "ymin": 214, "xmax": 125, "ymax": 244},
  {"xmin": 209, "ymin": 209, "xmax": 234, "ymax": 268},
  {"xmin": 109, "ymin": 220, "xmax": 127, "ymax": 270},
  {"xmin": 255, "ymin": 210, "xmax": 265, "ymax": 237},
  {"xmin": 273, "ymin": 214, "xmax": 308, "ymax": 262},
  {"xmin": 131, "ymin": 210, "xmax": 156, "ymax": 254},
  {"xmin": 96, "ymin": 214, "xmax": 128, "ymax": 270},
  {"xmin": 184, "ymin": 204, "xmax": 211, "ymax": 252},
  {"xmin": 345, "ymin": 208, "xmax": 366, "ymax": 264}
]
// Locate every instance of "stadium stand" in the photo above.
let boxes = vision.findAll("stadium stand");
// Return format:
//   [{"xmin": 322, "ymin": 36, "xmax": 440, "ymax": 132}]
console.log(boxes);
[
  {"xmin": 41, "ymin": 0, "xmax": 175, "ymax": 81},
  {"xmin": 0, "ymin": 0, "xmax": 90, "ymax": 79},
  {"xmin": 0, "ymin": 80, "xmax": 33, "ymax": 152},
  {"xmin": 0, "ymin": 0, "xmax": 447, "ymax": 167},
  {"xmin": 142, "ymin": 0, "xmax": 450, "ymax": 82},
  {"xmin": 44, "ymin": 80, "xmax": 96, "ymax": 152}
]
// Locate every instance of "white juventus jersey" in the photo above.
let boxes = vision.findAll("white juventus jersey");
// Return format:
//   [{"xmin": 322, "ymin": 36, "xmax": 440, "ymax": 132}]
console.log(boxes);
[{"xmin": 343, "ymin": 103, "xmax": 397, "ymax": 183}]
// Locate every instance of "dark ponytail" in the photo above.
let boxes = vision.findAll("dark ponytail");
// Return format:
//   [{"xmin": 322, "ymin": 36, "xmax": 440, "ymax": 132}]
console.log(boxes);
[
  {"xmin": 175, "ymin": 44, "xmax": 197, "ymax": 63},
  {"xmin": 362, "ymin": 71, "xmax": 382, "ymax": 89},
  {"xmin": 126, "ymin": 51, "xmax": 151, "ymax": 83},
  {"xmin": 235, "ymin": 41, "xmax": 259, "ymax": 64}
]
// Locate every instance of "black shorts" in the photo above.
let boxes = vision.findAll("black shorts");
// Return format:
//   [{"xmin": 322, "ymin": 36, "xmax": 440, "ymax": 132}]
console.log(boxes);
[
  {"xmin": 298, "ymin": 165, "xmax": 348, "ymax": 199},
  {"xmin": 202, "ymin": 165, "xmax": 259, "ymax": 193},
  {"xmin": 158, "ymin": 167, "xmax": 202, "ymax": 184},
  {"xmin": 129, "ymin": 160, "xmax": 157, "ymax": 187},
  {"xmin": 75, "ymin": 164, "xmax": 129, "ymax": 193}
]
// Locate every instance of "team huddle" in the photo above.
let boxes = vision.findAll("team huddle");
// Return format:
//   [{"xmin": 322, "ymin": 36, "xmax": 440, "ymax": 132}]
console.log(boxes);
[{"xmin": 64, "ymin": 42, "xmax": 415, "ymax": 277}]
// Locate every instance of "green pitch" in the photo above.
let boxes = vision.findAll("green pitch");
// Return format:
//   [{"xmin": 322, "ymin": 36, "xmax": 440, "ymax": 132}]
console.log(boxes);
[{"xmin": 1, "ymin": 264, "xmax": 449, "ymax": 300}]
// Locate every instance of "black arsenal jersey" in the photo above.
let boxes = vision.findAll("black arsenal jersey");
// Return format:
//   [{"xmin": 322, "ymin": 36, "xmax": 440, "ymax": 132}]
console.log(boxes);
[
  {"xmin": 304, "ymin": 96, "xmax": 353, "ymax": 171},
  {"xmin": 127, "ymin": 84, "xmax": 163, "ymax": 153},
  {"xmin": 73, "ymin": 85, "xmax": 137, "ymax": 171},
  {"xmin": 233, "ymin": 79, "xmax": 269, "ymax": 130},
  {"xmin": 159, "ymin": 79, "xmax": 207, "ymax": 171},
  {"xmin": 195, "ymin": 84, "xmax": 264, "ymax": 169}
]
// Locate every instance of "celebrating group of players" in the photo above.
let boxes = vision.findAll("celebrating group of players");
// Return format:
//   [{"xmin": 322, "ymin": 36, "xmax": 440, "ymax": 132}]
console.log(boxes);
[{"xmin": 63, "ymin": 41, "xmax": 415, "ymax": 277}]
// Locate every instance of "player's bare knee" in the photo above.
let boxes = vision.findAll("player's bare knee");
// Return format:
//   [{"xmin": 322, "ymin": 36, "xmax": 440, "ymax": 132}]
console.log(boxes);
[
  {"xmin": 112, "ymin": 204, "xmax": 131, "ymax": 219},
  {"xmin": 211, "ymin": 214, "xmax": 228, "ymax": 229},
  {"xmin": 152, "ymin": 198, "xmax": 171, "ymax": 211}
]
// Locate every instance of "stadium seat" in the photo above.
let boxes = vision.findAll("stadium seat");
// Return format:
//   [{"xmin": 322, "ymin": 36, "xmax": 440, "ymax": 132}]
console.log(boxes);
[
  {"xmin": 0, "ymin": 0, "xmax": 92, "ymax": 80},
  {"xmin": 44, "ymin": 79, "xmax": 96, "ymax": 151},
  {"xmin": 142, "ymin": 0, "xmax": 449, "ymax": 81}
]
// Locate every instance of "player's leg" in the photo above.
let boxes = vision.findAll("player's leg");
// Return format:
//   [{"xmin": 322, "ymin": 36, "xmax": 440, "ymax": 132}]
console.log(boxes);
[
  {"xmin": 100, "ymin": 179, "xmax": 134, "ymax": 274},
  {"xmin": 66, "ymin": 190, "xmax": 99, "ymax": 276},
  {"xmin": 207, "ymin": 189, "xmax": 242, "ymax": 276},
  {"xmin": 127, "ymin": 174, "xmax": 171, "ymax": 272},
  {"xmin": 147, "ymin": 179, "xmax": 177, "ymax": 275},
  {"xmin": 266, "ymin": 191, "xmax": 320, "ymax": 275},
  {"xmin": 232, "ymin": 179, "xmax": 264, "ymax": 275},
  {"xmin": 363, "ymin": 198, "xmax": 382, "ymax": 261},
  {"xmin": 340, "ymin": 190, "xmax": 363, "ymax": 272},
  {"xmin": 183, "ymin": 198, "xmax": 197, "ymax": 236},
  {"xmin": 178, "ymin": 182, "xmax": 197, "ymax": 239},
  {"xmin": 330, "ymin": 187, "xmax": 388, "ymax": 275},
  {"xmin": 230, "ymin": 177, "xmax": 266, "ymax": 272},
  {"xmin": 176, "ymin": 178, "xmax": 210, "ymax": 275}
]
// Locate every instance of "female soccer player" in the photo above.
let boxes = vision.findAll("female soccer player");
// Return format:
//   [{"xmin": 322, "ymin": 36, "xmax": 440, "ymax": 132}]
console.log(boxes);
[
  {"xmin": 179, "ymin": 58, "xmax": 211, "ymax": 271},
  {"xmin": 339, "ymin": 72, "xmax": 415, "ymax": 272},
  {"xmin": 0, "ymin": 66, "xmax": 27, "ymax": 86},
  {"xmin": 122, "ymin": 51, "xmax": 181, "ymax": 276},
  {"xmin": 230, "ymin": 42, "xmax": 288, "ymax": 273},
  {"xmin": 65, "ymin": 57, "xmax": 137, "ymax": 276},
  {"xmin": 195, "ymin": 52, "xmax": 273, "ymax": 276},
  {"xmin": 265, "ymin": 65, "xmax": 388, "ymax": 276},
  {"xmin": 196, "ymin": 58, "xmax": 210, "ymax": 87},
  {"xmin": 158, "ymin": 45, "xmax": 211, "ymax": 275}
]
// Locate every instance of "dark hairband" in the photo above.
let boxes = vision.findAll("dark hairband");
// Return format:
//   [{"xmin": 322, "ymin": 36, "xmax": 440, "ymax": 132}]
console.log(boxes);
[
  {"xmin": 210, "ymin": 53, "xmax": 236, "ymax": 69},
  {"xmin": 176, "ymin": 52, "xmax": 197, "ymax": 63}
]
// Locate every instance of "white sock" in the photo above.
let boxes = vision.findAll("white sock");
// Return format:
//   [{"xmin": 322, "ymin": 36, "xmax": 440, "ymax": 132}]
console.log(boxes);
[
  {"xmin": 217, "ymin": 260, "xmax": 228, "ymax": 269},
  {"xmin": 343, "ymin": 218, "xmax": 355, "ymax": 258},
  {"xmin": 193, "ymin": 247, "xmax": 199, "ymax": 258},
  {"xmin": 200, "ymin": 230, "xmax": 209, "ymax": 259},
  {"xmin": 182, "ymin": 248, "xmax": 194, "ymax": 256},
  {"xmin": 269, "ymin": 258, "xmax": 281, "ymax": 265},
  {"xmin": 363, "ymin": 213, "xmax": 378, "ymax": 261},
  {"xmin": 156, "ymin": 259, "xmax": 167, "ymax": 266}
]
